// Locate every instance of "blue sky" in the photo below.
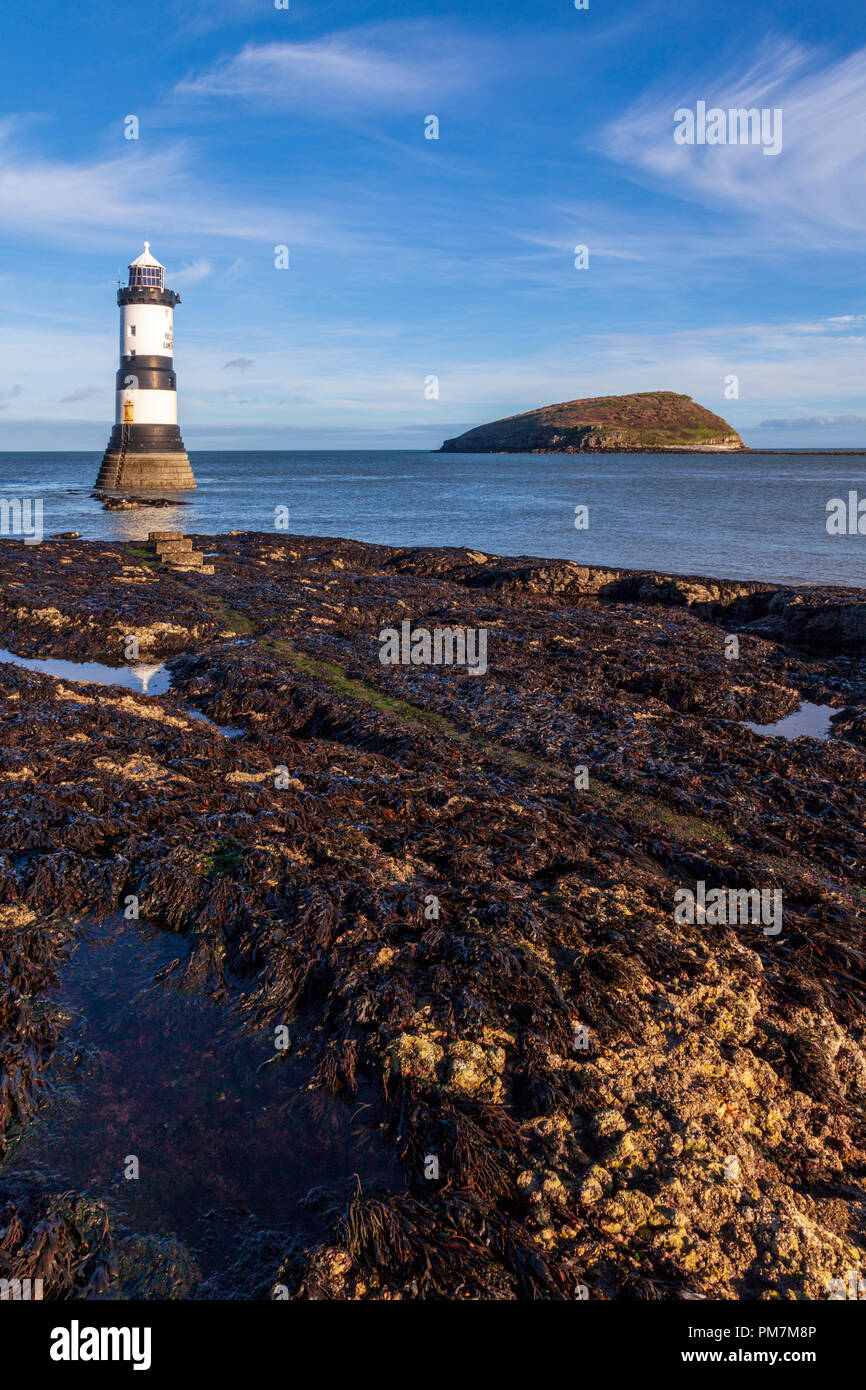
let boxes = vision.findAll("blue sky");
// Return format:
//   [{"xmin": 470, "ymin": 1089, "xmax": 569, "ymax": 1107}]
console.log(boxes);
[{"xmin": 2, "ymin": 0, "xmax": 866, "ymax": 449}]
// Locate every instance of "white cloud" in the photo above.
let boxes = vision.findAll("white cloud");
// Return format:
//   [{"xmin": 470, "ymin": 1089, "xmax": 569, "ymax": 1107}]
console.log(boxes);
[
  {"xmin": 600, "ymin": 38, "xmax": 866, "ymax": 245},
  {"xmin": 170, "ymin": 258, "xmax": 213, "ymax": 285},
  {"xmin": 0, "ymin": 119, "xmax": 330, "ymax": 247},
  {"xmin": 174, "ymin": 27, "xmax": 480, "ymax": 112}
]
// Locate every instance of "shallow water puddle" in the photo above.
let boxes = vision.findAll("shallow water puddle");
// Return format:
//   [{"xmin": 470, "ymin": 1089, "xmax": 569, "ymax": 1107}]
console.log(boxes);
[
  {"xmin": 0, "ymin": 647, "xmax": 240, "ymax": 735},
  {"xmin": 0, "ymin": 919, "xmax": 391, "ymax": 1266},
  {"xmin": 179, "ymin": 707, "xmax": 243, "ymax": 737},
  {"xmin": 744, "ymin": 702, "xmax": 837, "ymax": 741},
  {"xmin": 0, "ymin": 648, "xmax": 172, "ymax": 695}
]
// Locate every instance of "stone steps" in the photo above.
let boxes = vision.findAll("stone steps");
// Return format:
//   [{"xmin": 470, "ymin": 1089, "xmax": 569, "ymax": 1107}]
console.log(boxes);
[
  {"xmin": 146, "ymin": 531, "xmax": 214, "ymax": 575},
  {"xmin": 154, "ymin": 539, "xmax": 193, "ymax": 557}
]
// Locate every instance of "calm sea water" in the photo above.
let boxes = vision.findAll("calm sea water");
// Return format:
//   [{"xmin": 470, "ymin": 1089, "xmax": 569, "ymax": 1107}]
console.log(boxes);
[{"xmin": 1, "ymin": 450, "xmax": 864, "ymax": 588}]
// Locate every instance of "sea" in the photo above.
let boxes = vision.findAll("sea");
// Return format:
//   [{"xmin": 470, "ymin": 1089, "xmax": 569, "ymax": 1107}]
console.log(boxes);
[{"xmin": 1, "ymin": 450, "xmax": 864, "ymax": 589}]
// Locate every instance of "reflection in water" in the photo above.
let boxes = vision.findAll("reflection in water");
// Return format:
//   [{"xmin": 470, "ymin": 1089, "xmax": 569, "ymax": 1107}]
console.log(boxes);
[
  {"xmin": 0, "ymin": 918, "xmax": 394, "ymax": 1272},
  {"xmin": 182, "ymin": 706, "xmax": 243, "ymax": 737},
  {"xmin": 0, "ymin": 648, "xmax": 242, "ymax": 734},
  {"xmin": 94, "ymin": 497, "xmax": 192, "ymax": 543},
  {"xmin": 0, "ymin": 648, "xmax": 172, "ymax": 695},
  {"xmin": 744, "ymin": 702, "xmax": 837, "ymax": 741}
]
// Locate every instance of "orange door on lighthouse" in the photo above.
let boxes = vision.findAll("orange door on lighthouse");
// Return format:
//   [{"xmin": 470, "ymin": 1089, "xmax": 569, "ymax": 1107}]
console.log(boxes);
[{"xmin": 123, "ymin": 397, "xmax": 134, "ymax": 423}]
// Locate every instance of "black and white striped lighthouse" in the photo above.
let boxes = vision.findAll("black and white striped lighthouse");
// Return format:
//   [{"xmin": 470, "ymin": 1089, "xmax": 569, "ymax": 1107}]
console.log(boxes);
[{"xmin": 95, "ymin": 242, "xmax": 196, "ymax": 490}]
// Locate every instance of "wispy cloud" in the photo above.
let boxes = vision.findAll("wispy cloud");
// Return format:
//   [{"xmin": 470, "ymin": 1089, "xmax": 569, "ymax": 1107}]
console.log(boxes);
[
  {"xmin": 59, "ymin": 387, "xmax": 99, "ymax": 403},
  {"xmin": 600, "ymin": 38, "xmax": 866, "ymax": 245},
  {"xmin": 170, "ymin": 257, "xmax": 213, "ymax": 284},
  {"xmin": 174, "ymin": 25, "xmax": 483, "ymax": 113},
  {"xmin": 224, "ymin": 357, "xmax": 255, "ymax": 370},
  {"xmin": 757, "ymin": 413, "xmax": 866, "ymax": 429},
  {"xmin": 168, "ymin": 0, "xmax": 267, "ymax": 39},
  {"xmin": 0, "ymin": 119, "xmax": 331, "ymax": 247}
]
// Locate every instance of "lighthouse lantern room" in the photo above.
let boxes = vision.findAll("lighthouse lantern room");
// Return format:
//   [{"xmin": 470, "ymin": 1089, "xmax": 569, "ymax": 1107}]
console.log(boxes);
[{"xmin": 95, "ymin": 241, "xmax": 196, "ymax": 490}]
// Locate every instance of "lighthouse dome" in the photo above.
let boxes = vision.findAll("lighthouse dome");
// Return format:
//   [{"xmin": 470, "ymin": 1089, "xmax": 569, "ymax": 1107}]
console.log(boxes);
[{"xmin": 128, "ymin": 240, "xmax": 164, "ymax": 289}]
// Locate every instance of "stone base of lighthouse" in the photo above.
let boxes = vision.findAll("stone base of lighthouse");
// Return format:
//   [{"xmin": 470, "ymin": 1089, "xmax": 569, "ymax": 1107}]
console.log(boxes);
[{"xmin": 95, "ymin": 425, "xmax": 196, "ymax": 491}]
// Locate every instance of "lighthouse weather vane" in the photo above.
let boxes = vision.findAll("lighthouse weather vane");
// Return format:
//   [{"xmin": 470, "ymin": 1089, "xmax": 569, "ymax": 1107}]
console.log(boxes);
[{"xmin": 95, "ymin": 242, "xmax": 196, "ymax": 491}]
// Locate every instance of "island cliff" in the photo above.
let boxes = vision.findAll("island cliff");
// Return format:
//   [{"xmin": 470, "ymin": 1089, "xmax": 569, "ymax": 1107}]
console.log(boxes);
[{"xmin": 440, "ymin": 390, "xmax": 745, "ymax": 453}]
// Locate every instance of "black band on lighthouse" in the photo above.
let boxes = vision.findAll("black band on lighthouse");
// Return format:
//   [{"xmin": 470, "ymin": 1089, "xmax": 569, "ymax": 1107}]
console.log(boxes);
[
  {"xmin": 104, "ymin": 423, "xmax": 188, "ymax": 454},
  {"xmin": 120, "ymin": 354, "xmax": 173, "ymax": 371},
  {"xmin": 117, "ymin": 286, "xmax": 181, "ymax": 308},
  {"xmin": 116, "ymin": 366, "xmax": 177, "ymax": 392}
]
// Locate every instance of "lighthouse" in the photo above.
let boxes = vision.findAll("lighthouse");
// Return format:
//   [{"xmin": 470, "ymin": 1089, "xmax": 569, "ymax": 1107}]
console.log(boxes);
[{"xmin": 95, "ymin": 242, "xmax": 196, "ymax": 490}]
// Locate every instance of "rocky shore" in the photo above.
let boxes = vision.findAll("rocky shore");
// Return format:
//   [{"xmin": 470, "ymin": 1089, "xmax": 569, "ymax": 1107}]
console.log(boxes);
[{"xmin": 0, "ymin": 531, "xmax": 864, "ymax": 1300}]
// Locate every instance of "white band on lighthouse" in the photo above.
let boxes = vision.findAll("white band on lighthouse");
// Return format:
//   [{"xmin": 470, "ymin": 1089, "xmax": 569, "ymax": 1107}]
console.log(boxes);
[
  {"xmin": 120, "ymin": 303, "xmax": 174, "ymax": 361},
  {"xmin": 96, "ymin": 241, "xmax": 196, "ymax": 491},
  {"xmin": 116, "ymin": 389, "xmax": 178, "ymax": 425}
]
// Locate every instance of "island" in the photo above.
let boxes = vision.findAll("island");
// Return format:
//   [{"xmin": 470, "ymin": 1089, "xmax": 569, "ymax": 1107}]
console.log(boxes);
[{"xmin": 440, "ymin": 390, "xmax": 745, "ymax": 453}]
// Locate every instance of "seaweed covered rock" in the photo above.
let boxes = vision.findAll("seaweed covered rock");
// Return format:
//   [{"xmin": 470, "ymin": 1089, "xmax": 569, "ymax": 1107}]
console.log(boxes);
[{"xmin": 0, "ymin": 531, "xmax": 863, "ymax": 1300}]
